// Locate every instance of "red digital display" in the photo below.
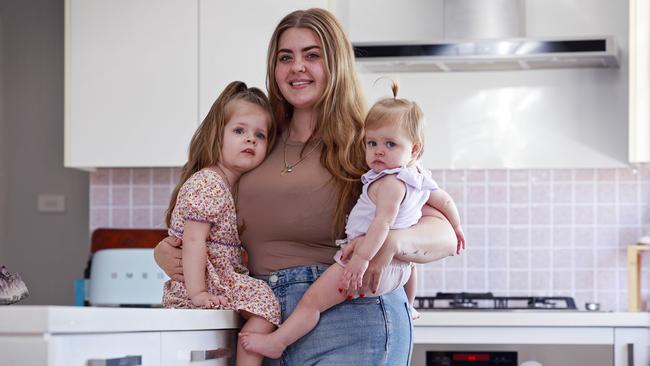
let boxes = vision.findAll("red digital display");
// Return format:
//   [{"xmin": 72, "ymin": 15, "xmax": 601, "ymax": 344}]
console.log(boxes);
[{"xmin": 452, "ymin": 353, "xmax": 491, "ymax": 362}]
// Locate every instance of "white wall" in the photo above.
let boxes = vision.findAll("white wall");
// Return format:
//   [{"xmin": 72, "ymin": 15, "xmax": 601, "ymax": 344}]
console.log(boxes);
[
  {"xmin": 0, "ymin": 14, "xmax": 5, "ymax": 261},
  {"xmin": 1, "ymin": 0, "xmax": 89, "ymax": 305},
  {"xmin": 337, "ymin": 0, "xmax": 629, "ymax": 169}
]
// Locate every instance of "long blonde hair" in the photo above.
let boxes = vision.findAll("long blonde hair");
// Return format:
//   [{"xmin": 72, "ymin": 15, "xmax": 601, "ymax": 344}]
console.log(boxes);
[
  {"xmin": 165, "ymin": 81, "xmax": 276, "ymax": 227},
  {"xmin": 266, "ymin": 8, "xmax": 367, "ymax": 236}
]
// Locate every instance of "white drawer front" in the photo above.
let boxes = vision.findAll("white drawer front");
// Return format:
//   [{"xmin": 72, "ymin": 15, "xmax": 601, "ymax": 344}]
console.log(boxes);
[
  {"xmin": 0, "ymin": 336, "xmax": 49, "ymax": 365},
  {"xmin": 161, "ymin": 330, "xmax": 236, "ymax": 366},
  {"xmin": 50, "ymin": 332, "xmax": 161, "ymax": 366}
]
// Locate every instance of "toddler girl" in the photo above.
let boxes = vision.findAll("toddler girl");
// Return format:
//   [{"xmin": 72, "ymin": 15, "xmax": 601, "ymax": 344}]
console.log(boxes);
[
  {"xmin": 240, "ymin": 80, "xmax": 465, "ymax": 359},
  {"xmin": 162, "ymin": 81, "xmax": 281, "ymax": 366}
]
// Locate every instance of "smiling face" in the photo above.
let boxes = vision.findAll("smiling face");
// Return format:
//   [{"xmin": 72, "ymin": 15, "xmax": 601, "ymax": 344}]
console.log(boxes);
[
  {"xmin": 274, "ymin": 27, "xmax": 327, "ymax": 111},
  {"xmin": 365, "ymin": 122, "xmax": 420, "ymax": 173},
  {"xmin": 219, "ymin": 100, "xmax": 271, "ymax": 175}
]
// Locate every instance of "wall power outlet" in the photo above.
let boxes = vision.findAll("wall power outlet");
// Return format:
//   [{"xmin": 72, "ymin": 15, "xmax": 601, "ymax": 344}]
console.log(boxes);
[{"xmin": 37, "ymin": 194, "xmax": 65, "ymax": 213}]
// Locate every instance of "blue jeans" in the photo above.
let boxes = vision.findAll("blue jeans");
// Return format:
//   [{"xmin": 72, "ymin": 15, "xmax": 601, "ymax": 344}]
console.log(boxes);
[{"xmin": 256, "ymin": 265, "xmax": 413, "ymax": 366}]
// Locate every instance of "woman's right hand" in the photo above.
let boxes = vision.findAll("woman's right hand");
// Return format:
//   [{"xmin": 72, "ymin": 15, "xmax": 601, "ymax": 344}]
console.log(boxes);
[
  {"xmin": 350, "ymin": 235, "xmax": 397, "ymax": 296},
  {"xmin": 153, "ymin": 236, "xmax": 184, "ymax": 281}
]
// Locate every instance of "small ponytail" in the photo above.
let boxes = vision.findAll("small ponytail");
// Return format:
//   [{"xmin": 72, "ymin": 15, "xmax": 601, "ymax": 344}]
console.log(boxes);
[{"xmin": 390, "ymin": 79, "xmax": 399, "ymax": 99}]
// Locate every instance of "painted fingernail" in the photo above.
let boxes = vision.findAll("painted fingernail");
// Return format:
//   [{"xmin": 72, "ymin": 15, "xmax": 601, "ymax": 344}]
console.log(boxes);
[
  {"xmin": 338, "ymin": 288, "xmax": 343, "ymax": 293},
  {"xmin": 347, "ymin": 295, "xmax": 353, "ymax": 300},
  {"xmin": 359, "ymin": 293, "xmax": 365, "ymax": 298}
]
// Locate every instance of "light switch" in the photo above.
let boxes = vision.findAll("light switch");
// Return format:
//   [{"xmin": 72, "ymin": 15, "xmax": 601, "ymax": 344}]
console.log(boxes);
[{"xmin": 37, "ymin": 194, "xmax": 66, "ymax": 213}]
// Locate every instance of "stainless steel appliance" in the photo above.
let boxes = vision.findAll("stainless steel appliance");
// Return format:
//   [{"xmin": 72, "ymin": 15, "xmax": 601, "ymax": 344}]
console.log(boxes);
[
  {"xmin": 414, "ymin": 292, "xmax": 577, "ymax": 310},
  {"xmin": 411, "ymin": 293, "xmax": 614, "ymax": 366},
  {"xmin": 352, "ymin": 0, "xmax": 620, "ymax": 73}
]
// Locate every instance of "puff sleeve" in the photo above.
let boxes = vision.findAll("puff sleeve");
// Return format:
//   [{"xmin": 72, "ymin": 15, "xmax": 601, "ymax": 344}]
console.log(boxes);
[{"xmin": 174, "ymin": 172, "xmax": 230, "ymax": 225}]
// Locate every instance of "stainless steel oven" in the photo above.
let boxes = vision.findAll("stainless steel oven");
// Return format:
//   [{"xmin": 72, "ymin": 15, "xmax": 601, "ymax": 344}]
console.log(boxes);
[{"xmin": 412, "ymin": 343, "xmax": 614, "ymax": 366}]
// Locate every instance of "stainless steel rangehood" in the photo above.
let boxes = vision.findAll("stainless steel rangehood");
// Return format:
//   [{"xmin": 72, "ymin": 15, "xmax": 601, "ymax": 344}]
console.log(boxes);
[
  {"xmin": 353, "ymin": 36, "xmax": 619, "ymax": 72},
  {"xmin": 352, "ymin": 0, "xmax": 620, "ymax": 72}
]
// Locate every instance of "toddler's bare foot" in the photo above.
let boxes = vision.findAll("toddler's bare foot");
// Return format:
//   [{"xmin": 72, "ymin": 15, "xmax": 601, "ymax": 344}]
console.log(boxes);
[
  {"xmin": 239, "ymin": 332, "xmax": 286, "ymax": 359},
  {"xmin": 410, "ymin": 306, "xmax": 421, "ymax": 320}
]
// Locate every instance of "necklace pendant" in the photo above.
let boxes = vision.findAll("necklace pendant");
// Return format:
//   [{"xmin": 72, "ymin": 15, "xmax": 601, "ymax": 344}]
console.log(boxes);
[{"xmin": 281, "ymin": 166, "xmax": 294, "ymax": 175}]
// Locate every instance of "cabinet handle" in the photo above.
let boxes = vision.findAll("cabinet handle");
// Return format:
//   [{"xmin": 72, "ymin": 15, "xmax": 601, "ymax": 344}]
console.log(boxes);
[
  {"xmin": 627, "ymin": 343, "xmax": 634, "ymax": 366},
  {"xmin": 190, "ymin": 348, "xmax": 232, "ymax": 361},
  {"xmin": 87, "ymin": 355, "xmax": 142, "ymax": 366}
]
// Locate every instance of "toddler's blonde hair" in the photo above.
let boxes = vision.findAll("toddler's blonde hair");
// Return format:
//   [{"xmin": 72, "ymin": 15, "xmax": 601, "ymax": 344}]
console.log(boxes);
[
  {"xmin": 165, "ymin": 81, "xmax": 275, "ymax": 227},
  {"xmin": 365, "ymin": 79, "xmax": 425, "ymax": 161}
]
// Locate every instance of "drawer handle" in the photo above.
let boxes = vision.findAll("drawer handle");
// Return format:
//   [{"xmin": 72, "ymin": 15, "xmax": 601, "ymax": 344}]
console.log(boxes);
[
  {"xmin": 87, "ymin": 355, "xmax": 142, "ymax": 366},
  {"xmin": 627, "ymin": 343, "xmax": 634, "ymax": 366},
  {"xmin": 190, "ymin": 348, "xmax": 232, "ymax": 361}
]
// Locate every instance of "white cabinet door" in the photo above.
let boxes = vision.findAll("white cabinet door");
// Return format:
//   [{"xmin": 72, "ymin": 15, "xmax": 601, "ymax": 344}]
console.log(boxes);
[
  {"xmin": 614, "ymin": 328, "xmax": 650, "ymax": 366},
  {"xmin": 160, "ymin": 330, "xmax": 236, "ymax": 366},
  {"xmin": 50, "ymin": 332, "xmax": 161, "ymax": 366},
  {"xmin": 65, "ymin": 0, "xmax": 198, "ymax": 168},
  {"xmin": 198, "ymin": 0, "xmax": 328, "ymax": 119}
]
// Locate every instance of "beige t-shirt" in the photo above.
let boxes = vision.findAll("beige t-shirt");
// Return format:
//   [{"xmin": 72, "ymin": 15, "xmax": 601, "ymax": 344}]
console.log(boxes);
[{"xmin": 237, "ymin": 138, "xmax": 339, "ymax": 275}]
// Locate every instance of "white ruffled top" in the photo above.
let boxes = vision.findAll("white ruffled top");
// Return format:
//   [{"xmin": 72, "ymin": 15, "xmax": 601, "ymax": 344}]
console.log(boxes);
[{"xmin": 345, "ymin": 166, "xmax": 439, "ymax": 240}]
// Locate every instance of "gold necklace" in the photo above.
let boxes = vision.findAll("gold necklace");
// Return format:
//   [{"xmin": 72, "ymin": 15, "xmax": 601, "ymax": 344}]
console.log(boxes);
[{"xmin": 281, "ymin": 133, "xmax": 322, "ymax": 175}]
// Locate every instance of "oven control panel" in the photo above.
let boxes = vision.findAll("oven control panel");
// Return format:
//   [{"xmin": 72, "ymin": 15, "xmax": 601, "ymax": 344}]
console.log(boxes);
[
  {"xmin": 427, "ymin": 351, "xmax": 517, "ymax": 365},
  {"xmin": 414, "ymin": 344, "xmax": 613, "ymax": 366}
]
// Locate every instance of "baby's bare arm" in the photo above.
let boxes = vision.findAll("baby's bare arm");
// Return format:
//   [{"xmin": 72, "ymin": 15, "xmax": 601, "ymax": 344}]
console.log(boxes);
[
  {"xmin": 355, "ymin": 175, "xmax": 406, "ymax": 261},
  {"xmin": 341, "ymin": 176, "xmax": 405, "ymax": 292}
]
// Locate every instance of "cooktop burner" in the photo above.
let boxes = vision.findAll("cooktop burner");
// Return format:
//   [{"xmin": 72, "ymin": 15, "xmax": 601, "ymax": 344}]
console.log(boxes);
[{"xmin": 414, "ymin": 292, "xmax": 577, "ymax": 310}]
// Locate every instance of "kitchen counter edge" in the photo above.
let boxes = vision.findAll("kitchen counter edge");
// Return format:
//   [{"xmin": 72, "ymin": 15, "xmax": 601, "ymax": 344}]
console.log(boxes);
[
  {"xmin": 2, "ymin": 307, "xmax": 648, "ymax": 335},
  {"xmin": 0, "ymin": 306, "xmax": 241, "ymax": 334},
  {"xmin": 413, "ymin": 311, "xmax": 650, "ymax": 327}
]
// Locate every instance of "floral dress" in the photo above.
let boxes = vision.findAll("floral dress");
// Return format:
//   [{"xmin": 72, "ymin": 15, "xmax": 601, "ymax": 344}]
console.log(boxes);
[{"xmin": 162, "ymin": 169, "xmax": 281, "ymax": 326}]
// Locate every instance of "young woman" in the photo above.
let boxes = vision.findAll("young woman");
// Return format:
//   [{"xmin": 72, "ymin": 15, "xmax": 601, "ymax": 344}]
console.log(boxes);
[{"xmin": 155, "ymin": 8, "xmax": 458, "ymax": 365}]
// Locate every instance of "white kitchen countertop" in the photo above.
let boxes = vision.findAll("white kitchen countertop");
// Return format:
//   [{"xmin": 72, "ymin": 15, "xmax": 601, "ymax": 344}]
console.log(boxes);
[
  {"xmin": 413, "ymin": 310, "xmax": 650, "ymax": 328},
  {"xmin": 1, "ymin": 306, "xmax": 648, "ymax": 336},
  {"xmin": 412, "ymin": 311, "xmax": 650, "ymax": 346},
  {"xmin": 0, "ymin": 306, "xmax": 241, "ymax": 334}
]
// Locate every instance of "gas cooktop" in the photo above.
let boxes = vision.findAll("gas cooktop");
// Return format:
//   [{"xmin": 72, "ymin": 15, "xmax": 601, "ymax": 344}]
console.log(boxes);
[{"xmin": 414, "ymin": 292, "xmax": 577, "ymax": 310}]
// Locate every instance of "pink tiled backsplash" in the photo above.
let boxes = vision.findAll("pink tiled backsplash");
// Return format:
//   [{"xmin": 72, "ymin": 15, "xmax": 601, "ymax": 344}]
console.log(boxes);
[{"xmin": 90, "ymin": 166, "xmax": 650, "ymax": 311}]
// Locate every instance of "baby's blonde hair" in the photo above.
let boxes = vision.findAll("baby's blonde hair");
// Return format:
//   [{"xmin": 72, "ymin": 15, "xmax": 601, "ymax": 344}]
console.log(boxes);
[{"xmin": 365, "ymin": 79, "xmax": 425, "ymax": 161}]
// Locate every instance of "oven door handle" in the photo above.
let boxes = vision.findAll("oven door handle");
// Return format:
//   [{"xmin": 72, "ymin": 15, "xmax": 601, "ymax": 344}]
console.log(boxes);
[{"xmin": 627, "ymin": 343, "xmax": 634, "ymax": 366}]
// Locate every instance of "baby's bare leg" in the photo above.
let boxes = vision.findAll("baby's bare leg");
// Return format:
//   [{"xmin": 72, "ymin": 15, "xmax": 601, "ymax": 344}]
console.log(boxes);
[
  {"xmin": 240, "ymin": 264, "xmax": 349, "ymax": 359},
  {"xmin": 404, "ymin": 266, "xmax": 420, "ymax": 320},
  {"xmin": 404, "ymin": 266, "xmax": 417, "ymax": 305},
  {"xmin": 236, "ymin": 313, "xmax": 275, "ymax": 366}
]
